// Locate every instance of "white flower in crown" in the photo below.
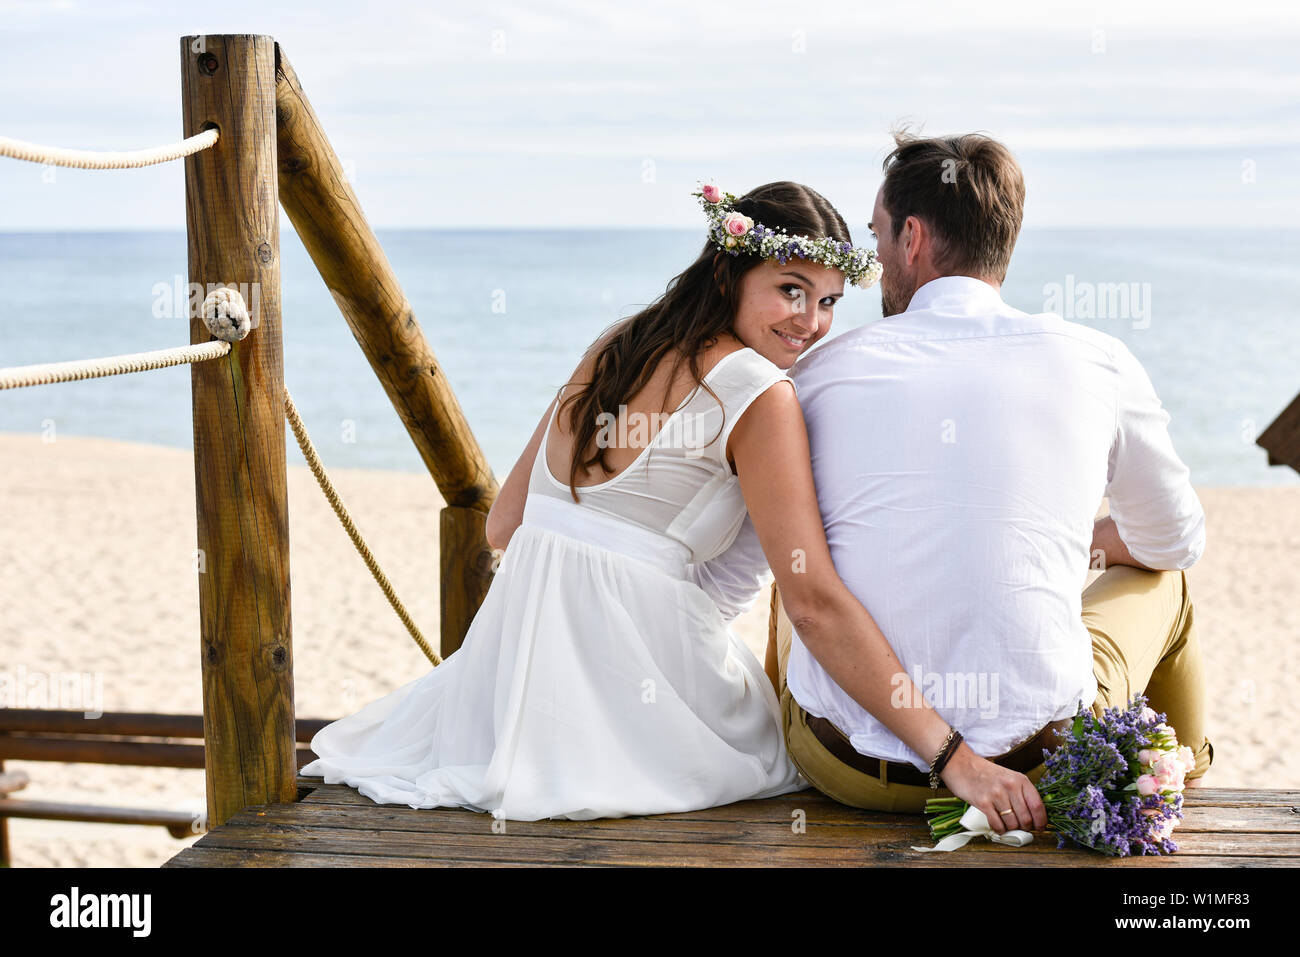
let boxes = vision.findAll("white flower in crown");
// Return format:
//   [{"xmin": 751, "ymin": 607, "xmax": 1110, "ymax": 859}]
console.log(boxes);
[
  {"xmin": 857, "ymin": 258, "xmax": 885, "ymax": 290},
  {"xmin": 691, "ymin": 180, "xmax": 882, "ymax": 289}
]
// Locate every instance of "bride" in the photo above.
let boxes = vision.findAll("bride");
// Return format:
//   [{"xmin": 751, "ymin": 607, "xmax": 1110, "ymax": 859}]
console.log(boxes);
[{"xmin": 301, "ymin": 180, "xmax": 1038, "ymax": 823}]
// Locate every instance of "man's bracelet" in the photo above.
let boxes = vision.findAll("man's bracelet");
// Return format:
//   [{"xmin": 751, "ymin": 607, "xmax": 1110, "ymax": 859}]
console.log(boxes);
[{"xmin": 929, "ymin": 726, "xmax": 963, "ymax": 790}]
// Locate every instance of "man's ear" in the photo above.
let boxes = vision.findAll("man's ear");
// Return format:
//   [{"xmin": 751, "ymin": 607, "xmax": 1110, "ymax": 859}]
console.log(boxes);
[{"xmin": 902, "ymin": 215, "xmax": 926, "ymax": 268}]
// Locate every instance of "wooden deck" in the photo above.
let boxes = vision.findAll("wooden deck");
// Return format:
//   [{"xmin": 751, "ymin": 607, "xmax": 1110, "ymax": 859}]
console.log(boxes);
[{"xmin": 161, "ymin": 776, "xmax": 1300, "ymax": 867}]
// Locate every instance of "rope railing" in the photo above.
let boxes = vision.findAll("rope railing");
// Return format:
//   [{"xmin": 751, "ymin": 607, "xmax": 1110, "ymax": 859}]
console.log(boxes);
[
  {"xmin": 0, "ymin": 340, "xmax": 232, "ymax": 390},
  {"xmin": 284, "ymin": 385, "xmax": 441, "ymax": 666},
  {"xmin": 0, "ymin": 316, "xmax": 442, "ymax": 667},
  {"xmin": 0, "ymin": 128, "xmax": 219, "ymax": 169}
]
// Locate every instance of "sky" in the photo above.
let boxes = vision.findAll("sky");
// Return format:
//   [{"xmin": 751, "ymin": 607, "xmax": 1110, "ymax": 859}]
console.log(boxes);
[{"xmin": 2, "ymin": 0, "xmax": 1299, "ymax": 230}]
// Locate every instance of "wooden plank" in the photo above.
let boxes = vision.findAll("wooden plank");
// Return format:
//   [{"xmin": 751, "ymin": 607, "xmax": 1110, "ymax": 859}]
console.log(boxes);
[
  {"xmin": 167, "ymin": 782, "xmax": 1300, "ymax": 867},
  {"xmin": 260, "ymin": 791, "xmax": 1300, "ymax": 837},
  {"xmin": 0, "ymin": 798, "xmax": 198, "ymax": 837},
  {"xmin": 184, "ymin": 805, "xmax": 1298, "ymax": 867},
  {"xmin": 280, "ymin": 801, "xmax": 1300, "ymax": 857},
  {"xmin": 297, "ymin": 779, "xmax": 1300, "ymax": 820},
  {"xmin": 162, "ymin": 842, "xmax": 1289, "ymax": 868},
  {"xmin": 191, "ymin": 817, "xmax": 891, "ymax": 866},
  {"xmin": 0, "ymin": 710, "xmax": 329, "ymax": 741},
  {"xmin": 0, "ymin": 737, "xmax": 319, "ymax": 769},
  {"xmin": 239, "ymin": 800, "xmax": 1300, "ymax": 854},
  {"xmin": 180, "ymin": 818, "xmax": 1298, "ymax": 867},
  {"xmin": 1178, "ymin": 805, "xmax": 1300, "ymax": 833},
  {"xmin": 220, "ymin": 801, "xmax": 921, "ymax": 848},
  {"xmin": 181, "ymin": 33, "xmax": 295, "ymax": 829},
  {"xmin": 163, "ymin": 846, "xmax": 572, "ymax": 868},
  {"xmin": 296, "ymin": 777, "xmax": 1300, "ymax": 807},
  {"xmin": 293, "ymin": 784, "xmax": 928, "ymax": 830}
]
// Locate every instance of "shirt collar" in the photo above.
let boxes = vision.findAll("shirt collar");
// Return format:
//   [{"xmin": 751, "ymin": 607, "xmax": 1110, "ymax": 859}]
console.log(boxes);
[{"xmin": 904, "ymin": 275, "xmax": 1005, "ymax": 315}]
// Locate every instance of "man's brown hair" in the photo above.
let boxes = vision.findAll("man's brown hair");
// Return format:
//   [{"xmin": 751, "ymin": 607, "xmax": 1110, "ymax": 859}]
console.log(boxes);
[{"xmin": 881, "ymin": 129, "xmax": 1025, "ymax": 282}]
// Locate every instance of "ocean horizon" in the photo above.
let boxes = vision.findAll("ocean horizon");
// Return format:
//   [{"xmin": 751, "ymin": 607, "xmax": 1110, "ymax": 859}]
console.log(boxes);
[{"xmin": 2, "ymin": 227, "xmax": 1297, "ymax": 488}]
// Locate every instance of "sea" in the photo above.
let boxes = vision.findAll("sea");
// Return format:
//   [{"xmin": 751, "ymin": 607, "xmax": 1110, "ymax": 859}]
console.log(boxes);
[{"xmin": 1, "ymin": 228, "xmax": 1297, "ymax": 488}]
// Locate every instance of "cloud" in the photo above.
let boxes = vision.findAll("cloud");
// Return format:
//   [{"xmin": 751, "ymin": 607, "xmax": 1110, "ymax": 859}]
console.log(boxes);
[{"xmin": 1, "ymin": 0, "xmax": 1298, "ymax": 228}]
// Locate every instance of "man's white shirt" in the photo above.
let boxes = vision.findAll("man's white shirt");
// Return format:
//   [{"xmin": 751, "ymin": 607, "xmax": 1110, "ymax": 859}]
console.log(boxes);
[{"xmin": 689, "ymin": 275, "xmax": 1205, "ymax": 772}]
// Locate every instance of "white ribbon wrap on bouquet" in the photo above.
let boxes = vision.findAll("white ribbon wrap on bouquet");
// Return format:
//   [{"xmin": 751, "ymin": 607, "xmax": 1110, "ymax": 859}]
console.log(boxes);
[{"xmin": 911, "ymin": 805, "xmax": 1035, "ymax": 853}]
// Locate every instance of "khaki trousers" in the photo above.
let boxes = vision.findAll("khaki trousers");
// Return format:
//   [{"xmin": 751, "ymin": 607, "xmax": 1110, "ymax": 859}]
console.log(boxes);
[{"xmin": 770, "ymin": 566, "xmax": 1214, "ymax": 813}]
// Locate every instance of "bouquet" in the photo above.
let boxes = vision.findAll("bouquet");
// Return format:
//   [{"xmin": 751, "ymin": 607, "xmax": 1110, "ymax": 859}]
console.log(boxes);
[{"xmin": 914, "ymin": 695, "xmax": 1195, "ymax": 856}]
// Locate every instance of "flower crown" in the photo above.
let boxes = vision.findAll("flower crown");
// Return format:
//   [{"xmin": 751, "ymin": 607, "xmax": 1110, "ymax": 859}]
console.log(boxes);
[{"xmin": 693, "ymin": 182, "xmax": 883, "ymax": 289}]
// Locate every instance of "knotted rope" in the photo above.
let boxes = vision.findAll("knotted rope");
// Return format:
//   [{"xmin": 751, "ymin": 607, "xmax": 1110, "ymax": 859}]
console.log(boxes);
[{"xmin": 0, "ymin": 288, "xmax": 245, "ymax": 389}]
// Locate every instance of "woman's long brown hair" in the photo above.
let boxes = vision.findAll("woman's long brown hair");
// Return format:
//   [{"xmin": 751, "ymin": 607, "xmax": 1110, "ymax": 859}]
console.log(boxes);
[{"xmin": 558, "ymin": 181, "xmax": 852, "ymax": 502}]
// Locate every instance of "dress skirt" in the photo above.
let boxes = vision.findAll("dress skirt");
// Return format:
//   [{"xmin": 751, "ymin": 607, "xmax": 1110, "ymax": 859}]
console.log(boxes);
[{"xmin": 299, "ymin": 493, "xmax": 806, "ymax": 821}]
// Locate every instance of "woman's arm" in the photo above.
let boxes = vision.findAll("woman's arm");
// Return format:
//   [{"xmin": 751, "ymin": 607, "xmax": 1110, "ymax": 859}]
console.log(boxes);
[
  {"xmin": 728, "ymin": 380, "xmax": 1047, "ymax": 833},
  {"xmin": 484, "ymin": 393, "xmax": 559, "ymax": 552}
]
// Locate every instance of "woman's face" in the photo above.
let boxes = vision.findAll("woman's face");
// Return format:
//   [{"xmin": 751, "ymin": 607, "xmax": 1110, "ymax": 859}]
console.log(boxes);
[{"xmin": 730, "ymin": 257, "xmax": 844, "ymax": 369}]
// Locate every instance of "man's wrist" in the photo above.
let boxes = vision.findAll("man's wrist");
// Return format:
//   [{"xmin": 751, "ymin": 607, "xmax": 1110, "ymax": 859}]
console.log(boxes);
[{"xmin": 938, "ymin": 740, "xmax": 972, "ymax": 787}]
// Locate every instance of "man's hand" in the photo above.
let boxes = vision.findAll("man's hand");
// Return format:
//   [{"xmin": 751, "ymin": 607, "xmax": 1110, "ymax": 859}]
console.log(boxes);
[
  {"xmin": 1091, "ymin": 515, "xmax": 1155, "ymax": 571},
  {"xmin": 940, "ymin": 743, "xmax": 1048, "ymax": 834}
]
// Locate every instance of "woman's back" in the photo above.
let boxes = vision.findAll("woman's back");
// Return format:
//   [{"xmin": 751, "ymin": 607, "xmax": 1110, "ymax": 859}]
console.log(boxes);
[{"xmin": 529, "ymin": 339, "xmax": 795, "ymax": 566}]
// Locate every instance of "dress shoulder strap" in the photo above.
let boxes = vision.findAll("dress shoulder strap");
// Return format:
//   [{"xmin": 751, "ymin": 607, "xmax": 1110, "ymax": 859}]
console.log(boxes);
[{"xmin": 700, "ymin": 347, "xmax": 795, "ymax": 471}]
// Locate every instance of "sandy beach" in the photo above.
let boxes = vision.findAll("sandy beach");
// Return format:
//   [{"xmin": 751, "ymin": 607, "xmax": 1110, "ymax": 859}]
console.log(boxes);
[{"xmin": 1, "ymin": 431, "xmax": 1296, "ymax": 868}]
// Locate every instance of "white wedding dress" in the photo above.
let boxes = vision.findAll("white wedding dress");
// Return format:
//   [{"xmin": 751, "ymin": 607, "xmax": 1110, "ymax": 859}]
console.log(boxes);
[{"xmin": 300, "ymin": 345, "xmax": 807, "ymax": 820}]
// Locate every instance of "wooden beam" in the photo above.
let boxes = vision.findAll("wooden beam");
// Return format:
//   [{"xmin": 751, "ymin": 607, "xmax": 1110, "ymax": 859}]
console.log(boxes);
[
  {"xmin": 0, "ymin": 709, "xmax": 329, "ymax": 742},
  {"xmin": 273, "ymin": 43, "xmax": 499, "ymax": 653},
  {"xmin": 0, "ymin": 799, "xmax": 199, "ymax": 839},
  {"xmin": 271, "ymin": 45, "xmax": 497, "ymax": 512},
  {"xmin": 182, "ymin": 34, "xmax": 296, "ymax": 828}
]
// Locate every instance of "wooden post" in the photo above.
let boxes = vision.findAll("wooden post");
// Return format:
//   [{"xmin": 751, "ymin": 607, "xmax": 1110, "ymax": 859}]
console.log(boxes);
[
  {"xmin": 181, "ymin": 34, "xmax": 295, "ymax": 828},
  {"xmin": 274, "ymin": 44, "xmax": 498, "ymax": 656},
  {"xmin": 0, "ymin": 760, "xmax": 13, "ymax": 866}
]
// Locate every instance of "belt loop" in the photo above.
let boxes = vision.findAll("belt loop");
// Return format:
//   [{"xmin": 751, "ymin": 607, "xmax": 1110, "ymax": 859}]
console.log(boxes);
[{"xmin": 878, "ymin": 758, "xmax": 889, "ymax": 788}]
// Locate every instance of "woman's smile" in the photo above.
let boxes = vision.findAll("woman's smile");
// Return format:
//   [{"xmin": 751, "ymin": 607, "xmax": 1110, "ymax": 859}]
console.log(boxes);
[{"xmin": 773, "ymin": 328, "xmax": 809, "ymax": 351}]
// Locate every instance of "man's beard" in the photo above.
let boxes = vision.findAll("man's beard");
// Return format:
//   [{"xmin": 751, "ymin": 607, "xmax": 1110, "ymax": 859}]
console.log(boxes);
[{"xmin": 880, "ymin": 272, "xmax": 913, "ymax": 318}]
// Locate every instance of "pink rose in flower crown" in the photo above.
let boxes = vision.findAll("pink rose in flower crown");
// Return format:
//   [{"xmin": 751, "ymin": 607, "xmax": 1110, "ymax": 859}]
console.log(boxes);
[
  {"xmin": 1177, "ymin": 745, "xmax": 1195, "ymax": 773},
  {"xmin": 1140, "ymin": 707, "xmax": 1158, "ymax": 723},
  {"xmin": 701, "ymin": 183, "xmax": 723, "ymax": 204},
  {"xmin": 1136, "ymin": 774, "xmax": 1159, "ymax": 796},
  {"xmin": 723, "ymin": 212, "xmax": 754, "ymax": 237},
  {"xmin": 1138, "ymin": 749, "xmax": 1157, "ymax": 766}
]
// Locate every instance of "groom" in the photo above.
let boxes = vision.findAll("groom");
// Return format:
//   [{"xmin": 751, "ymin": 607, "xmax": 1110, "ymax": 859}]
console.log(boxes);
[{"xmin": 691, "ymin": 130, "xmax": 1212, "ymax": 813}]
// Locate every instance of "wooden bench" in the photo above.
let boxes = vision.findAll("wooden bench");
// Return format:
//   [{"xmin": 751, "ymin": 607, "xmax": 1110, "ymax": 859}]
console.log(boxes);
[
  {"xmin": 161, "ymin": 775, "xmax": 1300, "ymax": 867},
  {"xmin": 0, "ymin": 710, "xmax": 328, "ymax": 866}
]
